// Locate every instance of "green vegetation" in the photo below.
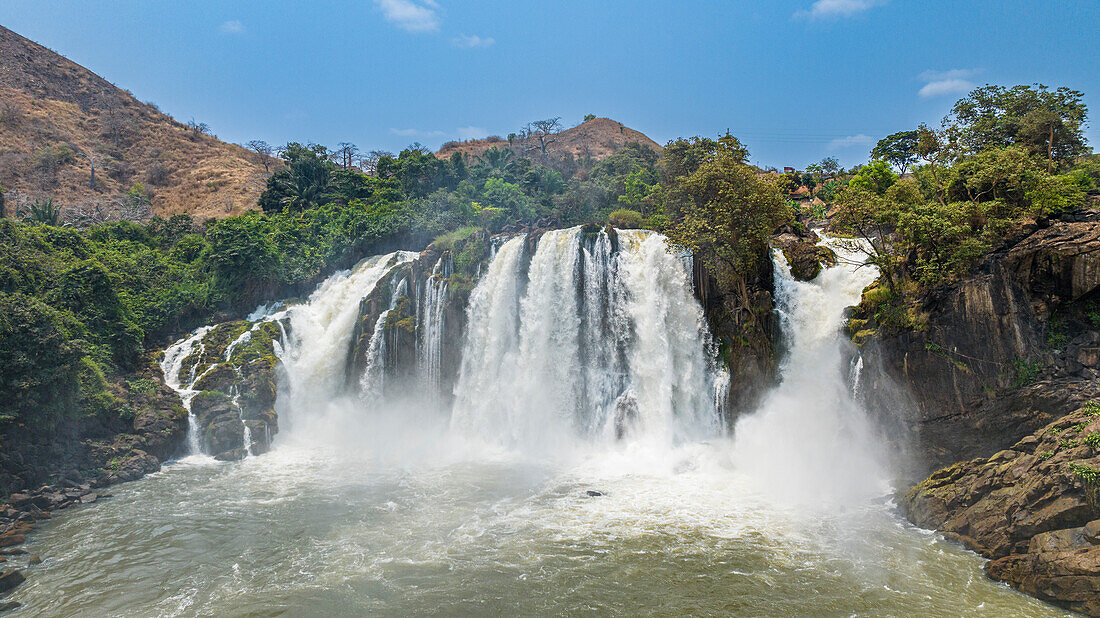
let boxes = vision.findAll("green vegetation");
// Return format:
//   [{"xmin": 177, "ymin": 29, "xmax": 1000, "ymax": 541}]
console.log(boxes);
[
  {"xmin": 608, "ymin": 208, "xmax": 643, "ymax": 228},
  {"xmin": 830, "ymin": 84, "xmax": 1095, "ymax": 333},
  {"xmin": 1070, "ymin": 462, "xmax": 1100, "ymax": 486},
  {"xmin": 1012, "ymin": 358, "xmax": 1043, "ymax": 388}
]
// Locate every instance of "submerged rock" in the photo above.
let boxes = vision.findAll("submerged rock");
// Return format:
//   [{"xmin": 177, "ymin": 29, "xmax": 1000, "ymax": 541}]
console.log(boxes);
[
  {"xmin": 0, "ymin": 570, "xmax": 24, "ymax": 594},
  {"xmin": 585, "ymin": 490, "xmax": 605, "ymax": 497}
]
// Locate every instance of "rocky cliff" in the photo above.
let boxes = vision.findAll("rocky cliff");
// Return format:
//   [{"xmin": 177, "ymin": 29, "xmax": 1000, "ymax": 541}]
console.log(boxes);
[
  {"xmin": 858, "ymin": 215, "xmax": 1100, "ymax": 613},
  {"xmin": 857, "ymin": 218, "xmax": 1100, "ymax": 469}
]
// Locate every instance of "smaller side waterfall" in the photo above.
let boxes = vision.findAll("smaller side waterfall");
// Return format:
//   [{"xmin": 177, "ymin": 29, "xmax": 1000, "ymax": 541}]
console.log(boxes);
[
  {"xmin": 359, "ymin": 276, "xmax": 409, "ymax": 401},
  {"xmin": 418, "ymin": 253, "xmax": 451, "ymax": 397},
  {"xmin": 277, "ymin": 251, "xmax": 417, "ymax": 423},
  {"xmin": 160, "ymin": 326, "xmax": 214, "ymax": 456},
  {"xmin": 731, "ymin": 238, "xmax": 889, "ymax": 506}
]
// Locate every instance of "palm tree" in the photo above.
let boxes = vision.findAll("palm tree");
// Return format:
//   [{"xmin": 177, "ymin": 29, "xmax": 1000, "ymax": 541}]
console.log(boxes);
[
  {"xmin": 23, "ymin": 198, "xmax": 61, "ymax": 225},
  {"xmin": 277, "ymin": 157, "xmax": 329, "ymax": 210},
  {"xmin": 475, "ymin": 146, "xmax": 515, "ymax": 174}
]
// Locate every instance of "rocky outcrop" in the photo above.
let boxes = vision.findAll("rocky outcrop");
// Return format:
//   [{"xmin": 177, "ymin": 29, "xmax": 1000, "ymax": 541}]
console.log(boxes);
[
  {"xmin": 886, "ymin": 216, "xmax": 1100, "ymax": 613},
  {"xmin": 856, "ymin": 219, "xmax": 1100, "ymax": 469},
  {"xmin": 903, "ymin": 402, "xmax": 1100, "ymax": 614},
  {"xmin": 180, "ymin": 320, "xmax": 282, "ymax": 460},
  {"xmin": 0, "ymin": 359, "xmax": 188, "ymax": 497},
  {"xmin": 772, "ymin": 228, "xmax": 837, "ymax": 282}
]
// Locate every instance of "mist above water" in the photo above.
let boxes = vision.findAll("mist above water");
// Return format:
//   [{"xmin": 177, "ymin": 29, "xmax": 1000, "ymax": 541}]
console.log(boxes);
[{"xmin": 9, "ymin": 229, "xmax": 1064, "ymax": 616}]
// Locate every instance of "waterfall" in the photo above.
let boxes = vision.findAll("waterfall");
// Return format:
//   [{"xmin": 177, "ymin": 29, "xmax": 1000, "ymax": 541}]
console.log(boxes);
[
  {"xmin": 418, "ymin": 254, "xmax": 451, "ymax": 398},
  {"xmin": 270, "ymin": 251, "xmax": 416, "ymax": 426},
  {"xmin": 451, "ymin": 226, "xmax": 720, "ymax": 451},
  {"xmin": 160, "ymin": 326, "xmax": 214, "ymax": 456},
  {"xmin": 359, "ymin": 276, "xmax": 409, "ymax": 401},
  {"xmin": 730, "ymin": 237, "xmax": 889, "ymax": 505}
]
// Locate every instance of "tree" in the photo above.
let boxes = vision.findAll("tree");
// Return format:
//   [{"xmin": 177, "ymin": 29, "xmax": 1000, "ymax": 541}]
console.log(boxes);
[
  {"xmin": 583, "ymin": 114, "xmax": 596, "ymax": 122},
  {"xmin": 333, "ymin": 142, "xmax": 359, "ymax": 170},
  {"xmin": 871, "ymin": 130, "xmax": 920, "ymax": 175},
  {"xmin": 360, "ymin": 150, "xmax": 392, "ymax": 176},
  {"xmin": 246, "ymin": 140, "xmax": 274, "ymax": 172},
  {"xmin": 258, "ymin": 143, "xmax": 333, "ymax": 212},
  {"xmin": 848, "ymin": 160, "xmax": 898, "ymax": 195},
  {"xmin": 0, "ymin": 186, "xmax": 6, "ymax": 218},
  {"xmin": 523, "ymin": 117, "xmax": 562, "ymax": 157},
  {"xmin": 819, "ymin": 156, "xmax": 841, "ymax": 178},
  {"xmin": 664, "ymin": 134, "xmax": 791, "ymax": 295},
  {"xmin": 949, "ymin": 84, "xmax": 1088, "ymax": 167},
  {"xmin": 475, "ymin": 146, "xmax": 515, "ymax": 174}
]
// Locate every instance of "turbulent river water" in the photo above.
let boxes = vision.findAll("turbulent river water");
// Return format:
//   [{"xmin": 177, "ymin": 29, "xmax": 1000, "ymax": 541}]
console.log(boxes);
[{"xmin": 9, "ymin": 230, "xmax": 1070, "ymax": 616}]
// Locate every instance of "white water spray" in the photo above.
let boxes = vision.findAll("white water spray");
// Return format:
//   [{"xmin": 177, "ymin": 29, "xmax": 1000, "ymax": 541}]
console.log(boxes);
[
  {"xmin": 731, "ymin": 237, "xmax": 888, "ymax": 506},
  {"xmin": 451, "ymin": 227, "xmax": 720, "ymax": 453}
]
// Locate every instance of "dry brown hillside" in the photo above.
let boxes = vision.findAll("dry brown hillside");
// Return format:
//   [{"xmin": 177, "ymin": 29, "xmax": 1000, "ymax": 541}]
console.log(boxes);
[
  {"xmin": 0, "ymin": 24, "xmax": 272, "ymax": 221},
  {"xmin": 436, "ymin": 117, "xmax": 663, "ymax": 162}
]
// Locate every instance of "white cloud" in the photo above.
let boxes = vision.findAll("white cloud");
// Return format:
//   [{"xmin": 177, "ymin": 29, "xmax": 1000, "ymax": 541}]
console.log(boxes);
[
  {"xmin": 218, "ymin": 20, "xmax": 245, "ymax": 35},
  {"xmin": 374, "ymin": 0, "xmax": 440, "ymax": 33},
  {"xmin": 390, "ymin": 128, "xmax": 445, "ymax": 137},
  {"xmin": 796, "ymin": 0, "xmax": 885, "ymax": 19},
  {"xmin": 918, "ymin": 69, "xmax": 980, "ymax": 98},
  {"xmin": 451, "ymin": 34, "xmax": 494, "ymax": 49},
  {"xmin": 827, "ymin": 134, "xmax": 875, "ymax": 150},
  {"xmin": 455, "ymin": 126, "xmax": 488, "ymax": 140}
]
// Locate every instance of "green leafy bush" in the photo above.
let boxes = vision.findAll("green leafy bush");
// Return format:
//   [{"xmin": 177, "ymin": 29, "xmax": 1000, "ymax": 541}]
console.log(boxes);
[{"xmin": 608, "ymin": 208, "xmax": 643, "ymax": 229}]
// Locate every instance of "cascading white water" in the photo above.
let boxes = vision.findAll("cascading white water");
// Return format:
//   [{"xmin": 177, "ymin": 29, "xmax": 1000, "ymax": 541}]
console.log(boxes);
[
  {"xmin": 359, "ymin": 276, "xmax": 408, "ymax": 401},
  {"xmin": 731, "ymin": 236, "xmax": 890, "ymax": 506},
  {"xmin": 160, "ymin": 326, "xmax": 214, "ymax": 456},
  {"xmin": 275, "ymin": 251, "xmax": 417, "ymax": 425},
  {"xmin": 417, "ymin": 254, "xmax": 450, "ymax": 397},
  {"xmin": 451, "ymin": 226, "xmax": 720, "ymax": 452},
  {"xmin": 41, "ymin": 231, "xmax": 1062, "ymax": 617}
]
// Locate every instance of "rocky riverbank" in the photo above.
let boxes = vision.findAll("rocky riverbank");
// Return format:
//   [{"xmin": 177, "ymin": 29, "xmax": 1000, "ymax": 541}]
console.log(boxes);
[
  {"xmin": 856, "ymin": 213, "xmax": 1100, "ymax": 613},
  {"xmin": 0, "ymin": 361, "xmax": 188, "ymax": 609}
]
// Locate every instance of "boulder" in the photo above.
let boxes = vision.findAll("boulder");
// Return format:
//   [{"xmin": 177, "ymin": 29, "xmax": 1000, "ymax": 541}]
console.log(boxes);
[
  {"xmin": 0, "ymin": 570, "xmax": 23, "ymax": 594},
  {"xmin": 773, "ymin": 231, "xmax": 837, "ymax": 282}
]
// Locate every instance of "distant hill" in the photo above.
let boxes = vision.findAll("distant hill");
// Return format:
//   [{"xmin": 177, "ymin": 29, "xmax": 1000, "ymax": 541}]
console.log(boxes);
[
  {"xmin": 436, "ymin": 117, "xmax": 663, "ymax": 162},
  {"xmin": 0, "ymin": 25, "xmax": 272, "ymax": 221}
]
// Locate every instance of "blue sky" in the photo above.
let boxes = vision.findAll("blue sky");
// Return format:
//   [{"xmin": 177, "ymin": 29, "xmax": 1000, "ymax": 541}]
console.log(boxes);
[{"xmin": 1, "ymin": 0, "xmax": 1097, "ymax": 169}]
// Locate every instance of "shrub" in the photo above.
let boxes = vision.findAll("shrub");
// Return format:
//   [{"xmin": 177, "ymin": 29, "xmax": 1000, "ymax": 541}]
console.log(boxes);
[
  {"xmin": 0, "ymin": 292, "xmax": 82, "ymax": 428},
  {"xmin": 1012, "ymin": 358, "xmax": 1042, "ymax": 387},
  {"xmin": 608, "ymin": 208, "xmax": 643, "ymax": 229}
]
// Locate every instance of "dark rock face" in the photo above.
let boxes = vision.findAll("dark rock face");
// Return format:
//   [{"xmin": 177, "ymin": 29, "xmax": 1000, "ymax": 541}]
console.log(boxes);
[
  {"xmin": 859, "ymin": 220, "xmax": 1100, "ymax": 469},
  {"xmin": 885, "ymin": 218, "xmax": 1100, "ymax": 613},
  {"xmin": 0, "ymin": 359, "xmax": 188, "ymax": 498}
]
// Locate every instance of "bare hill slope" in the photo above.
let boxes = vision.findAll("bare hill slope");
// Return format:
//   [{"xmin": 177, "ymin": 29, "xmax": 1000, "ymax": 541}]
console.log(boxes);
[
  {"xmin": 0, "ymin": 25, "xmax": 272, "ymax": 220},
  {"xmin": 436, "ymin": 117, "xmax": 663, "ymax": 162}
]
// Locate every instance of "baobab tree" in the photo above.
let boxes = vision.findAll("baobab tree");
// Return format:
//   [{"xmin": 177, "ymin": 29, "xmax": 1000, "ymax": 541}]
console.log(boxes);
[
  {"xmin": 246, "ymin": 140, "xmax": 274, "ymax": 172},
  {"xmin": 333, "ymin": 142, "xmax": 359, "ymax": 170},
  {"xmin": 523, "ymin": 117, "xmax": 562, "ymax": 158}
]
